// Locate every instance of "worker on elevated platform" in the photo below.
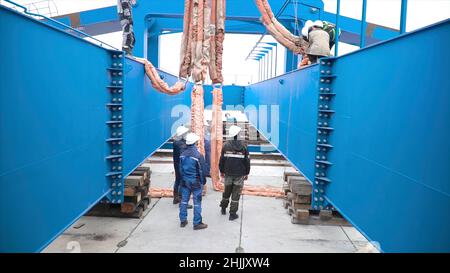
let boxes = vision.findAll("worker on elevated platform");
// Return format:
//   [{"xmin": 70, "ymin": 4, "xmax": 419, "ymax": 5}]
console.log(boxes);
[
  {"xmin": 302, "ymin": 20, "xmax": 331, "ymax": 64},
  {"xmin": 219, "ymin": 125, "xmax": 251, "ymax": 221},
  {"xmin": 179, "ymin": 133, "xmax": 208, "ymax": 230},
  {"xmin": 173, "ymin": 126, "xmax": 189, "ymax": 205},
  {"xmin": 117, "ymin": 0, "xmax": 136, "ymax": 55}
]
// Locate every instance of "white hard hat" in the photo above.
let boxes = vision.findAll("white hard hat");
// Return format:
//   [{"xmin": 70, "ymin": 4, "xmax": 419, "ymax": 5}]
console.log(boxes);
[
  {"xmin": 305, "ymin": 20, "xmax": 314, "ymax": 29},
  {"xmin": 185, "ymin": 133, "xmax": 200, "ymax": 145},
  {"xmin": 176, "ymin": 126, "xmax": 189, "ymax": 137},
  {"xmin": 301, "ymin": 26, "xmax": 309, "ymax": 38},
  {"xmin": 228, "ymin": 125, "xmax": 242, "ymax": 138},
  {"xmin": 313, "ymin": 20, "xmax": 324, "ymax": 28},
  {"xmin": 302, "ymin": 20, "xmax": 314, "ymax": 38}
]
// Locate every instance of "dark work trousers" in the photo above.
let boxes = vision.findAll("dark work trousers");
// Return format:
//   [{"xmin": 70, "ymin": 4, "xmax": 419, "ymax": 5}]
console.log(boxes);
[{"xmin": 220, "ymin": 176, "xmax": 244, "ymax": 214}]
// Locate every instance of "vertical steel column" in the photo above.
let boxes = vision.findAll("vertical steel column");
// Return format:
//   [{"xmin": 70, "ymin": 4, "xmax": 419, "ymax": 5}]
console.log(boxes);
[
  {"xmin": 274, "ymin": 44, "xmax": 278, "ymax": 76},
  {"xmin": 269, "ymin": 50, "xmax": 273, "ymax": 78},
  {"xmin": 335, "ymin": 0, "xmax": 341, "ymax": 56},
  {"xmin": 105, "ymin": 52, "xmax": 125, "ymax": 204},
  {"xmin": 360, "ymin": 0, "xmax": 368, "ymax": 48},
  {"xmin": 400, "ymin": 0, "xmax": 408, "ymax": 34},
  {"xmin": 312, "ymin": 58, "xmax": 337, "ymax": 211},
  {"xmin": 258, "ymin": 59, "xmax": 261, "ymax": 82}
]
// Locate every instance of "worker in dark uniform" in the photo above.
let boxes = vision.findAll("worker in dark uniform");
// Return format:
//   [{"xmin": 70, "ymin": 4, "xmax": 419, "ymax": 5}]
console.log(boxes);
[
  {"xmin": 179, "ymin": 133, "xmax": 208, "ymax": 230},
  {"xmin": 219, "ymin": 125, "xmax": 251, "ymax": 221},
  {"xmin": 204, "ymin": 120, "xmax": 211, "ymax": 177},
  {"xmin": 117, "ymin": 0, "xmax": 136, "ymax": 55},
  {"xmin": 173, "ymin": 125, "xmax": 189, "ymax": 204}
]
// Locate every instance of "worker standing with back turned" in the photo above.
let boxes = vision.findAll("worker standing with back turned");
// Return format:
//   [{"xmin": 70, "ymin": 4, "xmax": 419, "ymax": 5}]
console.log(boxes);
[
  {"xmin": 117, "ymin": 0, "xmax": 136, "ymax": 55},
  {"xmin": 219, "ymin": 125, "xmax": 251, "ymax": 221},
  {"xmin": 304, "ymin": 20, "xmax": 331, "ymax": 64},
  {"xmin": 179, "ymin": 133, "xmax": 208, "ymax": 230},
  {"xmin": 172, "ymin": 126, "xmax": 189, "ymax": 205}
]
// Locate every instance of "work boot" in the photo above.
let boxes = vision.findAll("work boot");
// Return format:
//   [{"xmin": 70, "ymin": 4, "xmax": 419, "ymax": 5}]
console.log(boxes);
[
  {"xmin": 221, "ymin": 207, "xmax": 226, "ymax": 215},
  {"xmin": 180, "ymin": 220, "xmax": 188, "ymax": 228},
  {"xmin": 173, "ymin": 195, "xmax": 180, "ymax": 204},
  {"xmin": 193, "ymin": 223, "xmax": 208, "ymax": 230},
  {"xmin": 229, "ymin": 213, "xmax": 239, "ymax": 221}
]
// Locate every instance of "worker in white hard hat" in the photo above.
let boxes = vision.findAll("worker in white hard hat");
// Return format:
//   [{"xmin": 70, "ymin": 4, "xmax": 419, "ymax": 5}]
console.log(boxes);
[
  {"xmin": 219, "ymin": 125, "xmax": 251, "ymax": 221},
  {"xmin": 298, "ymin": 20, "xmax": 314, "ymax": 68},
  {"xmin": 172, "ymin": 125, "xmax": 190, "ymax": 206},
  {"xmin": 305, "ymin": 20, "xmax": 331, "ymax": 64},
  {"xmin": 179, "ymin": 133, "xmax": 208, "ymax": 230}
]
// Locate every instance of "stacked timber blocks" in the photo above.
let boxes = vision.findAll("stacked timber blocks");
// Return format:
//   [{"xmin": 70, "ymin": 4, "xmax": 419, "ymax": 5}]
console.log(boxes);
[
  {"xmin": 283, "ymin": 170, "xmax": 349, "ymax": 226},
  {"xmin": 283, "ymin": 172, "xmax": 312, "ymax": 224},
  {"xmin": 122, "ymin": 166, "xmax": 152, "ymax": 217},
  {"xmin": 87, "ymin": 166, "xmax": 152, "ymax": 218}
]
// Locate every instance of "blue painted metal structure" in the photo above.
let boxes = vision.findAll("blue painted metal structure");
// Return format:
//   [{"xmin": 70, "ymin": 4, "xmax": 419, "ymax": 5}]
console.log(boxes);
[
  {"xmin": 245, "ymin": 20, "xmax": 450, "ymax": 252},
  {"xmin": 1, "ymin": 1, "xmax": 449, "ymax": 253}
]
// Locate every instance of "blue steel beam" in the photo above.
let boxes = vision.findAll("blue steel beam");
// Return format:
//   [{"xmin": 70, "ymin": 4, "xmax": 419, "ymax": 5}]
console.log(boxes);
[{"xmin": 244, "ymin": 19, "xmax": 450, "ymax": 252}]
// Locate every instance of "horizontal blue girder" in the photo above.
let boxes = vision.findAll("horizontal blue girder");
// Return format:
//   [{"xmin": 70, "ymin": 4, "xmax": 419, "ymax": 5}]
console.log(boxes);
[{"xmin": 55, "ymin": 0, "xmax": 397, "ymax": 57}]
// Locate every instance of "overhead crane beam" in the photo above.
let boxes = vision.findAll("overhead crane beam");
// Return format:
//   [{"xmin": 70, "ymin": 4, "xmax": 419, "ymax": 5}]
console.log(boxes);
[{"xmin": 51, "ymin": 0, "xmax": 401, "ymax": 69}]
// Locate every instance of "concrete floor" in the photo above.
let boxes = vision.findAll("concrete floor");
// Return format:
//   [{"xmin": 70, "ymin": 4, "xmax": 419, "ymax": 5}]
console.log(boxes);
[{"xmin": 43, "ymin": 162, "xmax": 378, "ymax": 253}]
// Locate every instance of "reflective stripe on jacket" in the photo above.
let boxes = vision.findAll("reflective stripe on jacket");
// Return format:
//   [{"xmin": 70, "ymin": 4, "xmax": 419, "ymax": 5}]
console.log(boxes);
[{"xmin": 219, "ymin": 140, "xmax": 250, "ymax": 176}]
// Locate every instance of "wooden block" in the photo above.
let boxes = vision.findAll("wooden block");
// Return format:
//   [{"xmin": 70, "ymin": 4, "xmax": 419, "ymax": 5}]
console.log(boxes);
[
  {"xmin": 124, "ymin": 187, "xmax": 137, "ymax": 197},
  {"xmin": 295, "ymin": 209, "xmax": 310, "ymax": 220},
  {"xmin": 291, "ymin": 200, "xmax": 310, "ymax": 210},
  {"xmin": 291, "ymin": 215, "xmax": 309, "ymax": 225},
  {"xmin": 131, "ymin": 170, "xmax": 148, "ymax": 180},
  {"xmin": 135, "ymin": 166, "xmax": 152, "ymax": 177},
  {"xmin": 294, "ymin": 195, "xmax": 311, "ymax": 204},
  {"xmin": 288, "ymin": 177, "xmax": 312, "ymax": 195},
  {"xmin": 319, "ymin": 210, "xmax": 333, "ymax": 221},
  {"xmin": 283, "ymin": 171, "xmax": 301, "ymax": 182},
  {"xmin": 121, "ymin": 202, "xmax": 136, "ymax": 214},
  {"xmin": 124, "ymin": 193, "xmax": 142, "ymax": 204},
  {"xmin": 125, "ymin": 175, "xmax": 144, "ymax": 187},
  {"xmin": 286, "ymin": 192, "xmax": 295, "ymax": 201}
]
